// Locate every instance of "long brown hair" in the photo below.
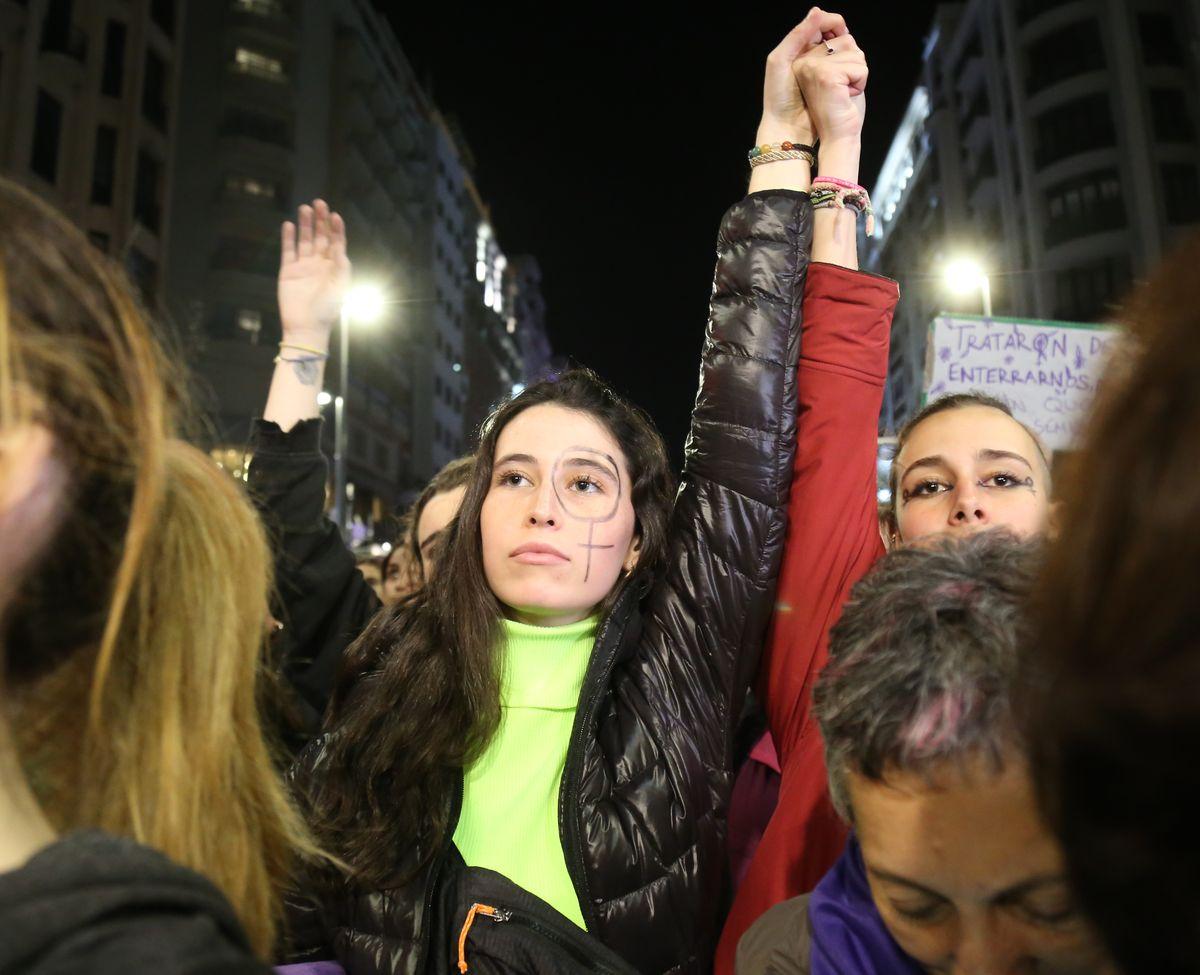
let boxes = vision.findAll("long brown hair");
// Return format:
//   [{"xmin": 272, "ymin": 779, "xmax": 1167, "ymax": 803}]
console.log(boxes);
[
  {"xmin": 1024, "ymin": 231, "xmax": 1200, "ymax": 975},
  {"xmin": 311, "ymin": 370, "xmax": 676, "ymax": 886},
  {"xmin": 0, "ymin": 178, "xmax": 322, "ymax": 957}
]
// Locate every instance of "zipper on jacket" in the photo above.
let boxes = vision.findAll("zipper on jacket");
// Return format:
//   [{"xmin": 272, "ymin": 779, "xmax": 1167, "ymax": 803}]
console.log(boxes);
[
  {"xmin": 456, "ymin": 901, "xmax": 629, "ymax": 975},
  {"xmin": 557, "ymin": 585, "xmax": 638, "ymax": 934},
  {"xmin": 456, "ymin": 903, "xmax": 512, "ymax": 972}
]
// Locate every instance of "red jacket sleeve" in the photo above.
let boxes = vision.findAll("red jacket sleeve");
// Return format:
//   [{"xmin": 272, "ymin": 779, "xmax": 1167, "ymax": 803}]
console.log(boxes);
[
  {"xmin": 759, "ymin": 261, "xmax": 895, "ymax": 762},
  {"xmin": 715, "ymin": 261, "xmax": 897, "ymax": 975}
]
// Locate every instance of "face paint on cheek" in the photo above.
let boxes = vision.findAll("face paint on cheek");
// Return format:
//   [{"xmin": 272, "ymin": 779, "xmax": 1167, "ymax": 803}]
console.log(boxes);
[{"xmin": 551, "ymin": 446, "xmax": 623, "ymax": 585}]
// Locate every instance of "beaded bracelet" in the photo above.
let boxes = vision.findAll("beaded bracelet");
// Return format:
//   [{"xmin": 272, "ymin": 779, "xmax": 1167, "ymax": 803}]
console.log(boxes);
[
  {"xmin": 810, "ymin": 176, "xmax": 876, "ymax": 235},
  {"xmin": 748, "ymin": 141, "xmax": 816, "ymax": 169}
]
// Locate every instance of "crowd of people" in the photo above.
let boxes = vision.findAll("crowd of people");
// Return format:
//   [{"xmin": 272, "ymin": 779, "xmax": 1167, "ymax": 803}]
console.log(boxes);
[{"xmin": 0, "ymin": 7, "xmax": 1197, "ymax": 975}]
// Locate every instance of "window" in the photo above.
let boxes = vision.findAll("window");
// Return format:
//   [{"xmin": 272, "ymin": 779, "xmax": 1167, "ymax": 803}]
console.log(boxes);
[
  {"xmin": 213, "ymin": 235, "xmax": 276, "ymax": 275},
  {"xmin": 224, "ymin": 173, "xmax": 279, "ymax": 202},
  {"xmin": 91, "ymin": 125, "xmax": 118, "ymax": 204},
  {"xmin": 1139, "ymin": 13, "xmax": 1185, "ymax": 67},
  {"xmin": 101, "ymin": 20, "xmax": 126, "ymax": 97},
  {"xmin": 1035, "ymin": 93, "xmax": 1115, "ymax": 167},
  {"xmin": 231, "ymin": 46, "xmax": 285, "ymax": 82},
  {"xmin": 374, "ymin": 441, "xmax": 391, "ymax": 473},
  {"xmin": 1026, "ymin": 20, "xmax": 1105, "ymax": 94},
  {"xmin": 236, "ymin": 308, "xmax": 262, "ymax": 338},
  {"xmin": 222, "ymin": 108, "xmax": 291, "ymax": 147},
  {"xmin": 1161, "ymin": 164, "xmax": 1200, "ymax": 225},
  {"xmin": 1043, "ymin": 169, "xmax": 1125, "ymax": 246},
  {"xmin": 150, "ymin": 0, "xmax": 175, "ymax": 36},
  {"xmin": 134, "ymin": 149, "xmax": 162, "ymax": 233},
  {"xmin": 40, "ymin": 0, "xmax": 80, "ymax": 58},
  {"xmin": 30, "ymin": 89, "xmax": 63, "ymax": 183},
  {"xmin": 142, "ymin": 50, "xmax": 169, "ymax": 130},
  {"xmin": 233, "ymin": 0, "xmax": 285, "ymax": 14},
  {"xmin": 1149, "ymin": 88, "xmax": 1196, "ymax": 143},
  {"xmin": 1054, "ymin": 256, "xmax": 1131, "ymax": 321}
]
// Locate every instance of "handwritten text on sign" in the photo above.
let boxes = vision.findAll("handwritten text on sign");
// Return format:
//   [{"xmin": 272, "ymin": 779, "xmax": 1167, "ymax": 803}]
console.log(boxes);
[{"xmin": 924, "ymin": 315, "xmax": 1118, "ymax": 451}]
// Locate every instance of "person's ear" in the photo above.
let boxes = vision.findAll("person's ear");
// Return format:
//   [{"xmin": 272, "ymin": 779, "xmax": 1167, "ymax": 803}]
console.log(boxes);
[{"xmin": 622, "ymin": 535, "xmax": 642, "ymax": 574}]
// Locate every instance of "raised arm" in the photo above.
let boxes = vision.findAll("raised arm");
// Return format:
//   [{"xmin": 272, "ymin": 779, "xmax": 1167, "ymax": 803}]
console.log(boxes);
[
  {"xmin": 264, "ymin": 200, "xmax": 348, "ymax": 431},
  {"xmin": 249, "ymin": 201, "xmax": 380, "ymax": 749},
  {"xmin": 715, "ymin": 17, "xmax": 895, "ymax": 971},
  {"xmin": 750, "ymin": 8, "xmax": 866, "ymax": 270}
]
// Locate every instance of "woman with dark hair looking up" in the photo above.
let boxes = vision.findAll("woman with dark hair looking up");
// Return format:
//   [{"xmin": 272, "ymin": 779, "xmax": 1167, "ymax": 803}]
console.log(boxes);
[{"xmin": 248, "ymin": 11, "xmax": 866, "ymax": 971}]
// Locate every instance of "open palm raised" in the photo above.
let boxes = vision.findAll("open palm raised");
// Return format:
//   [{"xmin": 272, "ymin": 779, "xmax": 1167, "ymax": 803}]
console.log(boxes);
[{"xmin": 277, "ymin": 199, "xmax": 351, "ymax": 344}]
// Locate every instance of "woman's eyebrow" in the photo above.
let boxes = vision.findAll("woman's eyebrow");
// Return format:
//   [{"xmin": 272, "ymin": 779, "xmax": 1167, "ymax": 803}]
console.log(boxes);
[
  {"xmin": 494, "ymin": 452, "xmax": 538, "ymax": 468},
  {"xmin": 867, "ymin": 867, "xmax": 947, "ymax": 901},
  {"xmin": 564, "ymin": 445, "xmax": 620, "ymax": 480},
  {"xmin": 992, "ymin": 874, "xmax": 1068, "ymax": 903},
  {"xmin": 898, "ymin": 455, "xmax": 947, "ymax": 479},
  {"xmin": 560, "ymin": 455, "xmax": 619, "ymax": 478},
  {"xmin": 978, "ymin": 448, "xmax": 1033, "ymax": 471}
]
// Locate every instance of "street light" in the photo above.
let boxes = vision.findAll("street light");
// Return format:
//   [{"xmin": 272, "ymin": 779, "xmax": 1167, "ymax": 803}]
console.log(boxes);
[
  {"xmin": 332, "ymin": 283, "xmax": 386, "ymax": 535},
  {"xmin": 943, "ymin": 257, "xmax": 993, "ymax": 318}
]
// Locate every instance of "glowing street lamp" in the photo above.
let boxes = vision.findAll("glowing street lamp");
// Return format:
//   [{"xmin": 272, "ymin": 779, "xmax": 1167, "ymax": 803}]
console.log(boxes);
[
  {"xmin": 943, "ymin": 257, "xmax": 993, "ymax": 319},
  {"xmin": 333, "ymin": 282, "xmax": 387, "ymax": 534}
]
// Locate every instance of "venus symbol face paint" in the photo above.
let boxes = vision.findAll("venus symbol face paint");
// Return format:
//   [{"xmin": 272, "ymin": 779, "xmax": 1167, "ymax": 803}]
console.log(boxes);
[{"xmin": 481, "ymin": 404, "xmax": 638, "ymax": 627}]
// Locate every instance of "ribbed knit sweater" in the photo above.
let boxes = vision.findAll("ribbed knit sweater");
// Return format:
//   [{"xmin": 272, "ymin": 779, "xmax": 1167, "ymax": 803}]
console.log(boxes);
[{"xmin": 452, "ymin": 615, "xmax": 597, "ymax": 930}]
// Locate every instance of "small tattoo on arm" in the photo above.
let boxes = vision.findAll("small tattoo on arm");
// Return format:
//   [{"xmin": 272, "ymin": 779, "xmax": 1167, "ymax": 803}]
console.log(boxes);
[{"xmin": 290, "ymin": 357, "xmax": 321, "ymax": 386}]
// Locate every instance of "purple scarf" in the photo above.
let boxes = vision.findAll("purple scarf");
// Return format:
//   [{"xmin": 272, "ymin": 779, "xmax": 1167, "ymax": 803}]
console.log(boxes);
[{"xmin": 809, "ymin": 835, "xmax": 923, "ymax": 975}]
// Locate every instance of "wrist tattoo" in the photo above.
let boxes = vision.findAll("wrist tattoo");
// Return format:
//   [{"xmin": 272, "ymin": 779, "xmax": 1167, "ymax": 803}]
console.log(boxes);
[
  {"xmin": 291, "ymin": 357, "xmax": 321, "ymax": 386},
  {"xmin": 274, "ymin": 354, "xmax": 324, "ymax": 386}
]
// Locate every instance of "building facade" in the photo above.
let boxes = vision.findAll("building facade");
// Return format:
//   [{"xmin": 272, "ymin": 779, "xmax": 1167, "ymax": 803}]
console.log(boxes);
[
  {"xmin": 0, "ymin": 0, "xmax": 182, "ymax": 302},
  {"xmin": 166, "ymin": 0, "xmax": 431, "ymax": 534},
  {"xmin": 868, "ymin": 0, "xmax": 1200, "ymax": 431}
]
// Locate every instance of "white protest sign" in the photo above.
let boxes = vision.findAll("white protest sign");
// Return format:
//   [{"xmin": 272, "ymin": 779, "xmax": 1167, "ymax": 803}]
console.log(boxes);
[{"xmin": 924, "ymin": 314, "xmax": 1119, "ymax": 451}]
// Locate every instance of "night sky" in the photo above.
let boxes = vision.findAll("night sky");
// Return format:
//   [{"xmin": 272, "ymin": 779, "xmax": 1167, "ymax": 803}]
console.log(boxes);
[{"xmin": 376, "ymin": 4, "xmax": 938, "ymax": 461}]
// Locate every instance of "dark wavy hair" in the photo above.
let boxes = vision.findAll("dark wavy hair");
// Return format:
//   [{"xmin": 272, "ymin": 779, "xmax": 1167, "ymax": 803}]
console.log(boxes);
[{"xmin": 308, "ymin": 369, "xmax": 676, "ymax": 885}]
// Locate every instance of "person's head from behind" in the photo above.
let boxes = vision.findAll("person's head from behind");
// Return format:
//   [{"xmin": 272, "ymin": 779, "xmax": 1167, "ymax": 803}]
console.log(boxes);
[
  {"xmin": 0, "ymin": 178, "xmax": 315, "ymax": 956},
  {"xmin": 814, "ymin": 533, "xmax": 1113, "ymax": 974},
  {"xmin": 1026, "ymin": 231, "xmax": 1200, "ymax": 975},
  {"xmin": 381, "ymin": 454, "xmax": 474, "ymax": 605},
  {"xmin": 884, "ymin": 394, "xmax": 1053, "ymax": 547}
]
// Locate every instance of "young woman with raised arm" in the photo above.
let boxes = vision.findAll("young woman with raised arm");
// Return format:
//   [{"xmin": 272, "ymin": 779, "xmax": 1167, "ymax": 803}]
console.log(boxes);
[
  {"xmin": 247, "ymin": 13, "xmax": 853, "ymax": 972},
  {"xmin": 716, "ymin": 9, "xmax": 1059, "ymax": 971}
]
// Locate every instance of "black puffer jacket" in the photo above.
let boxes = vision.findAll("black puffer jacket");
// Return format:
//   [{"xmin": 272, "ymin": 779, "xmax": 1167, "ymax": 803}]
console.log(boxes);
[{"xmin": 251, "ymin": 191, "xmax": 813, "ymax": 975}]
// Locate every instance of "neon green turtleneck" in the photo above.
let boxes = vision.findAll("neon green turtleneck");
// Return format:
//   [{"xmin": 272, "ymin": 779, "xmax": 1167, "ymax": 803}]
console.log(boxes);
[{"xmin": 452, "ymin": 615, "xmax": 597, "ymax": 930}]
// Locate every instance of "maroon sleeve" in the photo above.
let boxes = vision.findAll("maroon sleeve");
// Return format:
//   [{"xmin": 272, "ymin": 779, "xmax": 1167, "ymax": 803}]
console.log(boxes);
[
  {"xmin": 715, "ymin": 261, "xmax": 897, "ymax": 975},
  {"xmin": 759, "ymin": 261, "xmax": 895, "ymax": 760}
]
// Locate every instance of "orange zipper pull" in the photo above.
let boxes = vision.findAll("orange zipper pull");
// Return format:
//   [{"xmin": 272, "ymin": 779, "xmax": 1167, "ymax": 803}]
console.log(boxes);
[{"xmin": 457, "ymin": 902, "xmax": 511, "ymax": 973}]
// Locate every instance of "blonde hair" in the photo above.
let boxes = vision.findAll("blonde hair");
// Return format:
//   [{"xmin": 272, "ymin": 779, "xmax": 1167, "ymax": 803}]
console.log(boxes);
[{"xmin": 0, "ymin": 178, "xmax": 323, "ymax": 956}]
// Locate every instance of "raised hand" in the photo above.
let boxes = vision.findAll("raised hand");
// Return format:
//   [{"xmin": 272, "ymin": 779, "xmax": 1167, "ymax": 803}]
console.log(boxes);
[
  {"xmin": 790, "ymin": 11, "xmax": 868, "ymax": 167},
  {"xmin": 277, "ymin": 199, "xmax": 351, "ymax": 348},
  {"xmin": 759, "ymin": 7, "xmax": 850, "ymax": 145}
]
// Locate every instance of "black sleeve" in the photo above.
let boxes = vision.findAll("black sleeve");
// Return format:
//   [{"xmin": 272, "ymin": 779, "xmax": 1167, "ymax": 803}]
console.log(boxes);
[
  {"xmin": 247, "ymin": 417, "xmax": 382, "ymax": 748},
  {"xmin": 640, "ymin": 189, "xmax": 810, "ymax": 754}
]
